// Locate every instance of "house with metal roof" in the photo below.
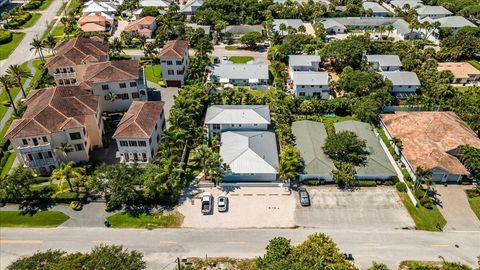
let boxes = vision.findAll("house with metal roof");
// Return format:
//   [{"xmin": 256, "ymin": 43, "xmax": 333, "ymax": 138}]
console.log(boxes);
[
  {"xmin": 334, "ymin": 121, "xmax": 396, "ymax": 180},
  {"xmin": 380, "ymin": 71, "xmax": 420, "ymax": 98},
  {"xmin": 223, "ymin": 25, "xmax": 263, "ymax": 38},
  {"xmin": 272, "ymin": 19, "xmax": 314, "ymax": 35},
  {"xmin": 389, "ymin": 0, "xmax": 423, "ymax": 9},
  {"xmin": 210, "ymin": 62, "xmax": 269, "ymax": 90},
  {"xmin": 140, "ymin": 0, "xmax": 170, "ymax": 7},
  {"xmin": 362, "ymin": 2, "xmax": 389, "ymax": 17},
  {"xmin": 416, "ymin": 5, "xmax": 452, "ymax": 20},
  {"xmin": 292, "ymin": 121, "xmax": 335, "ymax": 181},
  {"xmin": 220, "ymin": 131, "xmax": 279, "ymax": 182},
  {"xmin": 392, "ymin": 19, "xmax": 421, "ymax": 40},
  {"xmin": 365, "ymin": 54, "xmax": 402, "ymax": 71},
  {"xmin": 204, "ymin": 105, "xmax": 271, "ymax": 139},
  {"xmin": 180, "ymin": 0, "xmax": 204, "ymax": 15},
  {"xmin": 288, "ymin": 55, "xmax": 321, "ymax": 72},
  {"xmin": 186, "ymin": 23, "xmax": 211, "ymax": 36},
  {"xmin": 290, "ymin": 72, "xmax": 331, "ymax": 99},
  {"xmin": 420, "ymin": 16, "xmax": 476, "ymax": 41}
]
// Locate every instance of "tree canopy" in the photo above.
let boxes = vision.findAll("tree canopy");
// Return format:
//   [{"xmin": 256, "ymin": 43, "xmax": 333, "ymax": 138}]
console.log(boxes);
[{"xmin": 323, "ymin": 131, "xmax": 368, "ymax": 165}]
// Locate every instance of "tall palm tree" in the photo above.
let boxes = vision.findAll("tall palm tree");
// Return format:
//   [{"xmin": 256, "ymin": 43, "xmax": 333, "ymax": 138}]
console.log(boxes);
[
  {"xmin": 415, "ymin": 166, "xmax": 433, "ymax": 191},
  {"xmin": 109, "ymin": 37, "xmax": 124, "ymax": 57},
  {"xmin": 0, "ymin": 75, "xmax": 18, "ymax": 115},
  {"xmin": 6, "ymin": 64, "xmax": 31, "ymax": 98},
  {"xmin": 30, "ymin": 37, "xmax": 45, "ymax": 62},
  {"xmin": 386, "ymin": 25, "xmax": 394, "ymax": 38},
  {"xmin": 43, "ymin": 34, "xmax": 57, "ymax": 55},
  {"xmin": 51, "ymin": 162, "xmax": 85, "ymax": 192},
  {"xmin": 56, "ymin": 143, "xmax": 73, "ymax": 159},
  {"xmin": 106, "ymin": 92, "xmax": 117, "ymax": 102}
]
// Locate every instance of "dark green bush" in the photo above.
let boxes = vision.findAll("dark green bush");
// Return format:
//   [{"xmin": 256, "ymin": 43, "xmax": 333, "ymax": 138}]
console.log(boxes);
[
  {"xmin": 6, "ymin": 12, "xmax": 32, "ymax": 29},
  {"xmin": 0, "ymin": 30, "xmax": 13, "ymax": 44},
  {"xmin": 395, "ymin": 182, "xmax": 407, "ymax": 192},
  {"xmin": 23, "ymin": 0, "xmax": 43, "ymax": 10},
  {"xmin": 419, "ymin": 196, "xmax": 433, "ymax": 209},
  {"xmin": 414, "ymin": 188, "xmax": 426, "ymax": 199},
  {"xmin": 357, "ymin": 180, "xmax": 377, "ymax": 187}
]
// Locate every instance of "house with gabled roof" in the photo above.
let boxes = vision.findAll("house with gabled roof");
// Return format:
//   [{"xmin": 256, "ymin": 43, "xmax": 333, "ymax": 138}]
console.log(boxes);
[
  {"xmin": 380, "ymin": 71, "xmax": 420, "ymax": 98},
  {"xmin": 123, "ymin": 16, "xmax": 157, "ymax": 38},
  {"xmin": 159, "ymin": 40, "xmax": 189, "ymax": 87},
  {"xmin": 437, "ymin": 62, "xmax": 480, "ymax": 85},
  {"xmin": 272, "ymin": 19, "xmax": 314, "ymax": 35},
  {"xmin": 210, "ymin": 62, "xmax": 269, "ymax": 89},
  {"xmin": 113, "ymin": 101, "xmax": 165, "ymax": 164},
  {"xmin": 78, "ymin": 13, "xmax": 114, "ymax": 34},
  {"xmin": 180, "ymin": 0, "xmax": 204, "ymax": 15},
  {"xmin": 5, "ymin": 86, "xmax": 104, "ymax": 175},
  {"xmin": 362, "ymin": 2, "xmax": 389, "ymax": 17},
  {"xmin": 204, "ymin": 105, "xmax": 271, "ymax": 139},
  {"xmin": 365, "ymin": 54, "xmax": 402, "ymax": 71},
  {"xmin": 416, "ymin": 5, "xmax": 452, "ymax": 20}
]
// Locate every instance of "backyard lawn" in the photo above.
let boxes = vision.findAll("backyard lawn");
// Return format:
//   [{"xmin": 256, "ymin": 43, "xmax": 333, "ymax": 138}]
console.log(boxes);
[
  {"xmin": 38, "ymin": 0, "xmax": 53, "ymax": 10},
  {"xmin": 468, "ymin": 60, "xmax": 480, "ymax": 71},
  {"xmin": 21, "ymin": 13, "xmax": 42, "ymax": 29},
  {"xmin": 398, "ymin": 192, "xmax": 446, "ymax": 231},
  {"xmin": 144, "ymin": 65, "xmax": 162, "ymax": 83},
  {"xmin": 466, "ymin": 190, "xmax": 480, "ymax": 220},
  {"xmin": 52, "ymin": 22, "xmax": 65, "ymax": 38},
  {"xmin": 229, "ymin": 56, "xmax": 254, "ymax": 64},
  {"xmin": 0, "ymin": 211, "xmax": 69, "ymax": 227},
  {"xmin": 106, "ymin": 211, "xmax": 184, "ymax": 228},
  {"xmin": 0, "ymin": 32, "xmax": 26, "ymax": 60},
  {"xmin": 0, "ymin": 153, "xmax": 16, "ymax": 178}
]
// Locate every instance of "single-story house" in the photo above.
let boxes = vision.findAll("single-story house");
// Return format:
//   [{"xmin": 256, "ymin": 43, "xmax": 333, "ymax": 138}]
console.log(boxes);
[
  {"xmin": 420, "ymin": 16, "xmax": 477, "ymax": 41},
  {"xmin": 321, "ymin": 19, "xmax": 347, "ymax": 34},
  {"xmin": 186, "ymin": 23, "xmax": 211, "ymax": 36},
  {"xmin": 380, "ymin": 111, "xmax": 480, "ymax": 183},
  {"xmin": 362, "ymin": 2, "xmax": 389, "ymax": 17},
  {"xmin": 210, "ymin": 62, "xmax": 269, "ymax": 90},
  {"xmin": 290, "ymin": 72, "xmax": 331, "ymax": 99},
  {"xmin": 292, "ymin": 121, "xmax": 335, "ymax": 182},
  {"xmin": 334, "ymin": 120, "xmax": 397, "ymax": 180},
  {"xmin": 272, "ymin": 19, "xmax": 314, "ymax": 35},
  {"xmin": 389, "ymin": 0, "xmax": 423, "ymax": 9},
  {"xmin": 223, "ymin": 25, "xmax": 263, "ymax": 39},
  {"xmin": 365, "ymin": 54, "xmax": 402, "ymax": 71},
  {"xmin": 437, "ymin": 62, "xmax": 480, "ymax": 85},
  {"xmin": 392, "ymin": 19, "xmax": 421, "ymax": 40},
  {"xmin": 416, "ymin": 5, "xmax": 452, "ymax": 20},
  {"xmin": 139, "ymin": 0, "xmax": 170, "ymax": 7},
  {"xmin": 220, "ymin": 131, "xmax": 279, "ymax": 182},
  {"xmin": 123, "ymin": 16, "xmax": 157, "ymax": 38},
  {"xmin": 380, "ymin": 71, "xmax": 420, "ymax": 97},
  {"xmin": 180, "ymin": 0, "xmax": 204, "ymax": 15}
]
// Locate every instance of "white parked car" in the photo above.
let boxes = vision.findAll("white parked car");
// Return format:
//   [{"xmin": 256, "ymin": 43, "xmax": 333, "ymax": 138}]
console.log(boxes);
[{"xmin": 218, "ymin": 194, "xmax": 228, "ymax": 212}]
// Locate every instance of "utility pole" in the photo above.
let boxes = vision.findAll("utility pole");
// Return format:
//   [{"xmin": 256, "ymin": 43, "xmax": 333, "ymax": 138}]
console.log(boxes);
[{"xmin": 176, "ymin": 257, "xmax": 181, "ymax": 269}]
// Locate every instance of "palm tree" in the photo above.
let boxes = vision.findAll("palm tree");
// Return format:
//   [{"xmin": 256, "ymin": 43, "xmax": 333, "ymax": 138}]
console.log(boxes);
[
  {"xmin": 56, "ymin": 143, "xmax": 73, "ymax": 159},
  {"xmin": 109, "ymin": 37, "xmax": 124, "ymax": 57},
  {"xmin": 51, "ymin": 162, "xmax": 85, "ymax": 192},
  {"xmin": 0, "ymin": 75, "xmax": 18, "ymax": 115},
  {"xmin": 106, "ymin": 92, "xmax": 117, "ymax": 102},
  {"xmin": 279, "ymin": 23, "xmax": 287, "ymax": 35},
  {"xmin": 30, "ymin": 37, "xmax": 45, "ymax": 62},
  {"xmin": 6, "ymin": 64, "xmax": 31, "ymax": 98},
  {"xmin": 386, "ymin": 25, "xmax": 394, "ymax": 38},
  {"xmin": 415, "ymin": 166, "xmax": 433, "ymax": 190},
  {"xmin": 43, "ymin": 34, "xmax": 57, "ymax": 55}
]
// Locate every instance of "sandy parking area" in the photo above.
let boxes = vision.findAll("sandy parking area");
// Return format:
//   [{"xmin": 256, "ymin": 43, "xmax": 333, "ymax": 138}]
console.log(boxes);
[{"xmin": 178, "ymin": 187, "xmax": 296, "ymax": 228}]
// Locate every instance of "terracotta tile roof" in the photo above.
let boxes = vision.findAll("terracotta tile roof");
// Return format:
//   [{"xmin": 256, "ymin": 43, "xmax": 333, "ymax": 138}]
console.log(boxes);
[
  {"xmin": 158, "ymin": 40, "xmax": 189, "ymax": 59},
  {"xmin": 437, "ymin": 62, "xmax": 480, "ymax": 79},
  {"xmin": 380, "ymin": 111, "xmax": 480, "ymax": 175},
  {"xmin": 5, "ymin": 86, "xmax": 99, "ymax": 139},
  {"xmin": 124, "ymin": 16, "xmax": 156, "ymax": 32},
  {"xmin": 113, "ymin": 101, "xmax": 165, "ymax": 139},
  {"xmin": 45, "ymin": 37, "xmax": 108, "ymax": 68},
  {"xmin": 76, "ymin": 60, "xmax": 139, "ymax": 84},
  {"xmin": 77, "ymin": 14, "xmax": 113, "ymax": 32}
]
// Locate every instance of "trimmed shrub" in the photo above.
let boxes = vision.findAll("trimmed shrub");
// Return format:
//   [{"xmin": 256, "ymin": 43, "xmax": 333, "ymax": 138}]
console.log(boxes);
[
  {"xmin": 6, "ymin": 12, "xmax": 33, "ymax": 29},
  {"xmin": 395, "ymin": 182, "xmax": 407, "ymax": 192},
  {"xmin": 419, "ymin": 196, "xmax": 433, "ymax": 209},
  {"xmin": 23, "ymin": 0, "xmax": 43, "ymax": 10},
  {"xmin": 69, "ymin": 201, "xmax": 82, "ymax": 211},
  {"xmin": 414, "ymin": 188, "xmax": 426, "ymax": 199},
  {"xmin": 0, "ymin": 30, "xmax": 13, "ymax": 44},
  {"xmin": 390, "ymin": 176, "xmax": 399, "ymax": 183},
  {"xmin": 357, "ymin": 180, "xmax": 377, "ymax": 187}
]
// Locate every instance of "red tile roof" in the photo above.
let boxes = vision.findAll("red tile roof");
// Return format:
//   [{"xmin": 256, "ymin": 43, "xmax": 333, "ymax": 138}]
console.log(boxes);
[
  {"xmin": 78, "ymin": 14, "xmax": 113, "ymax": 32},
  {"xmin": 124, "ymin": 16, "xmax": 156, "ymax": 32},
  {"xmin": 45, "ymin": 37, "xmax": 108, "ymax": 68},
  {"xmin": 5, "ymin": 86, "xmax": 99, "ymax": 139},
  {"xmin": 76, "ymin": 60, "xmax": 140, "ymax": 84},
  {"xmin": 158, "ymin": 40, "xmax": 189, "ymax": 59},
  {"xmin": 113, "ymin": 101, "xmax": 165, "ymax": 139},
  {"xmin": 380, "ymin": 111, "xmax": 480, "ymax": 175}
]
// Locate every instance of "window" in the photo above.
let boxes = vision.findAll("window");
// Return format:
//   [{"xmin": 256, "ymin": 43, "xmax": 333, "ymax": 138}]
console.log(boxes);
[
  {"xmin": 299, "ymin": 92, "xmax": 306, "ymax": 97},
  {"xmin": 253, "ymin": 124, "xmax": 258, "ymax": 126},
  {"xmin": 132, "ymin": 92, "xmax": 140, "ymax": 99},
  {"xmin": 70, "ymin": 132, "xmax": 82, "ymax": 140},
  {"xmin": 27, "ymin": 154, "xmax": 33, "ymax": 161},
  {"xmin": 130, "ymin": 81, "xmax": 137, "ymax": 87},
  {"xmin": 212, "ymin": 124, "xmax": 220, "ymax": 130},
  {"xmin": 47, "ymin": 151, "xmax": 53, "ymax": 158},
  {"xmin": 138, "ymin": 141, "xmax": 146, "ymax": 147},
  {"xmin": 301, "ymin": 85, "xmax": 305, "ymax": 88},
  {"xmin": 176, "ymin": 60, "xmax": 182, "ymax": 65},
  {"xmin": 167, "ymin": 70, "xmax": 174, "ymax": 75},
  {"xmin": 177, "ymin": 70, "xmax": 184, "ymax": 75},
  {"xmin": 120, "ymin": 141, "xmax": 128, "ymax": 147},
  {"xmin": 142, "ymin": 153, "xmax": 147, "ymax": 162},
  {"xmin": 33, "ymin": 138, "xmax": 38, "ymax": 145},
  {"xmin": 118, "ymin": 93, "xmax": 129, "ymax": 100},
  {"xmin": 408, "ymin": 85, "xmax": 412, "ymax": 88},
  {"xmin": 75, "ymin": 143, "xmax": 84, "ymax": 151},
  {"xmin": 238, "ymin": 124, "xmax": 242, "ymax": 127},
  {"xmin": 119, "ymin": 83, "xmax": 127, "ymax": 88},
  {"xmin": 42, "ymin": 136, "xmax": 48, "ymax": 143},
  {"xmin": 166, "ymin": 61, "xmax": 173, "ymax": 65},
  {"xmin": 22, "ymin": 139, "xmax": 28, "ymax": 145},
  {"xmin": 37, "ymin": 152, "xmax": 44, "ymax": 159},
  {"xmin": 101, "ymin": 84, "xmax": 109, "ymax": 90},
  {"xmin": 129, "ymin": 141, "xmax": 138, "ymax": 146}
]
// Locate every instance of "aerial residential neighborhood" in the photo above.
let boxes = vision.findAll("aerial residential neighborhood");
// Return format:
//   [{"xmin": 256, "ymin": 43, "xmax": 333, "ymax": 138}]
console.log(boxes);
[{"xmin": 0, "ymin": 0, "xmax": 479, "ymax": 269}]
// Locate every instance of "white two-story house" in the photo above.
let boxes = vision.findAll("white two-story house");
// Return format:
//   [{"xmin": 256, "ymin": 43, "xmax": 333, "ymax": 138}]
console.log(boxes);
[
  {"xmin": 365, "ymin": 54, "xmax": 403, "ymax": 71},
  {"xmin": 210, "ymin": 62, "xmax": 269, "ymax": 90},
  {"xmin": 204, "ymin": 105, "xmax": 271, "ymax": 139},
  {"xmin": 288, "ymin": 55, "xmax": 330, "ymax": 98},
  {"xmin": 113, "ymin": 101, "xmax": 165, "ymax": 164},
  {"xmin": 159, "ymin": 40, "xmax": 189, "ymax": 87},
  {"xmin": 381, "ymin": 71, "xmax": 421, "ymax": 98},
  {"xmin": 5, "ymin": 86, "xmax": 104, "ymax": 175},
  {"xmin": 288, "ymin": 55, "xmax": 321, "ymax": 75}
]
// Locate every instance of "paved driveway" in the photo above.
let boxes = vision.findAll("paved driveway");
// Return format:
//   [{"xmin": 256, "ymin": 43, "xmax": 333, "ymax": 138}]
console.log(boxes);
[
  {"xmin": 178, "ymin": 187, "xmax": 296, "ymax": 228},
  {"xmin": 434, "ymin": 185, "xmax": 480, "ymax": 231},
  {"xmin": 295, "ymin": 186, "xmax": 415, "ymax": 229}
]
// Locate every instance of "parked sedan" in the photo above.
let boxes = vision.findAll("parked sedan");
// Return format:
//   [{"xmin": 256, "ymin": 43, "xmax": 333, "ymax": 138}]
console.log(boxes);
[
  {"xmin": 298, "ymin": 188, "xmax": 310, "ymax": 207},
  {"xmin": 218, "ymin": 194, "xmax": 229, "ymax": 212}
]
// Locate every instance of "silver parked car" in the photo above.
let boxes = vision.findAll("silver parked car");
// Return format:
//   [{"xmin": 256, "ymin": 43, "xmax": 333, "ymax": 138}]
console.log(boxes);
[
  {"xmin": 201, "ymin": 192, "xmax": 213, "ymax": 215},
  {"xmin": 218, "ymin": 194, "xmax": 228, "ymax": 212}
]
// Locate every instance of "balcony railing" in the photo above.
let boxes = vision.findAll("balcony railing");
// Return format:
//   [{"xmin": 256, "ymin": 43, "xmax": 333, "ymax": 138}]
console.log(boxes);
[
  {"xmin": 17, "ymin": 143, "xmax": 53, "ymax": 154},
  {"xmin": 53, "ymin": 72, "xmax": 76, "ymax": 80},
  {"xmin": 26, "ymin": 158, "xmax": 58, "ymax": 168}
]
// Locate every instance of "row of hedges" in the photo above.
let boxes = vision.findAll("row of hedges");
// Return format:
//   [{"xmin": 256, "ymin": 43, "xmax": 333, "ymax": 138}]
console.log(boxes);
[
  {"xmin": 0, "ymin": 30, "xmax": 13, "ymax": 45},
  {"xmin": 5, "ymin": 12, "xmax": 32, "ymax": 29},
  {"xmin": 302, "ymin": 176, "xmax": 399, "ymax": 187},
  {"xmin": 23, "ymin": 0, "xmax": 45, "ymax": 10}
]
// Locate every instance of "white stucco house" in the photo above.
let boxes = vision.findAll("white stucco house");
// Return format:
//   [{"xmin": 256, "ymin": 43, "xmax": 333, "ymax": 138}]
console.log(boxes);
[
  {"xmin": 365, "ymin": 54, "xmax": 403, "ymax": 71},
  {"xmin": 159, "ymin": 40, "xmax": 189, "ymax": 87},
  {"xmin": 362, "ymin": 2, "xmax": 389, "ymax": 17},
  {"xmin": 380, "ymin": 71, "xmax": 420, "ymax": 98},
  {"xmin": 416, "ymin": 5, "xmax": 452, "ymax": 20},
  {"xmin": 288, "ymin": 55, "xmax": 321, "ymax": 73},
  {"xmin": 291, "ymin": 72, "xmax": 331, "ymax": 99},
  {"xmin": 210, "ymin": 62, "xmax": 269, "ymax": 90}
]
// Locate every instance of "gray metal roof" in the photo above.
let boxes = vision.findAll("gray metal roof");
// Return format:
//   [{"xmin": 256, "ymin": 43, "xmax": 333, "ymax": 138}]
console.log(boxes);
[
  {"xmin": 180, "ymin": 0, "xmax": 204, "ymax": 12},
  {"xmin": 320, "ymin": 19, "xmax": 347, "ymax": 30},
  {"xmin": 205, "ymin": 105, "xmax": 271, "ymax": 125},
  {"xmin": 316, "ymin": 17, "xmax": 401, "ymax": 27},
  {"xmin": 334, "ymin": 121, "xmax": 396, "ymax": 178},
  {"xmin": 380, "ymin": 71, "xmax": 421, "ymax": 86},
  {"xmin": 288, "ymin": 55, "xmax": 321, "ymax": 67},
  {"xmin": 390, "ymin": 0, "xmax": 423, "ymax": 8},
  {"xmin": 220, "ymin": 131, "xmax": 278, "ymax": 174},
  {"xmin": 186, "ymin": 23, "xmax": 211, "ymax": 35},
  {"xmin": 292, "ymin": 121, "xmax": 335, "ymax": 177},
  {"xmin": 421, "ymin": 16, "xmax": 476, "ymax": 28},
  {"xmin": 211, "ymin": 63, "xmax": 269, "ymax": 81},
  {"xmin": 366, "ymin": 55, "xmax": 402, "ymax": 68},
  {"xmin": 392, "ymin": 19, "xmax": 411, "ymax": 34},
  {"xmin": 273, "ymin": 19, "xmax": 304, "ymax": 32},
  {"xmin": 362, "ymin": 2, "xmax": 388, "ymax": 14},
  {"xmin": 416, "ymin": 5, "xmax": 452, "ymax": 16},
  {"xmin": 223, "ymin": 25, "xmax": 263, "ymax": 35},
  {"xmin": 292, "ymin": 71, "xmax": 329, "ymax": 85}
]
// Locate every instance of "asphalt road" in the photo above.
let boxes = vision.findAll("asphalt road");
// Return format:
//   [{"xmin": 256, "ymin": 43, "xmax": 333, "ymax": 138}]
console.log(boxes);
[{"xmin": 1, "ymin": 228, "xmax": 479, "ymax": 270}]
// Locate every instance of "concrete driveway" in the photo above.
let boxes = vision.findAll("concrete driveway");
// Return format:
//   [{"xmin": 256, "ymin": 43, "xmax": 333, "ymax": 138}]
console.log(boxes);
[
  {"xmin": 295, "ymin": 186, "xmax": 415, "ymax": 229},
  {"xmin": 434, "ymin": 185, "xmax": 480, "ymax": 231},
  {"xmin": 212, "ymin": 45, "xmax": 269, "ymax": 65},
  {"xmin": 178, "ymin": 187, "xmax": 296, "ymax": 228}
]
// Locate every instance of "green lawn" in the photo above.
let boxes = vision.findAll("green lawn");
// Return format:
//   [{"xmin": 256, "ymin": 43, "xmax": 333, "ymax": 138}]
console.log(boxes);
[
  {"xmin": 0, "ymin": 153, "xmax": 16, "ymax": 178},
  {"xmin": 225, "ymin": 45, "xmax": 239, "ymax": 50},
  {"xmin": 0, "ymin": 32, "xmax": 26, "ymax": 60},
  {"xmin": 106, "ymin": 212, "xmax": 184, "ymax": 228},
  {"xmin": 52, "ymin": 22, "xmax": 65, "ymax": 37},
  {"xmin": 0, "ymin": 61, "xmax": 31, "ymax": 119},
  {"xmin": 144, "ymin": 65, "xmax": 162, "ymax": 83},
  {"xmin": 468, "ymin": 60, "xmax": 480, "ymax": 71},
  {"xmin": 398, "ymin": 192, "xmax": 447, "ymax": 231},
  {"xmin": 21, "ymin": 13, "xmax": 42, "ymax": 29},
  {"xmin": 0, "ymin": 211, "xmax": 69, "ymax": 227},
  {"xmin": 466, "ymin": 190, "xmax": 480, "ymax": 220},
  {"xmin": 38, "ymin": 0, "xmax": 53, "ymax": 10},
  {"xmin": 41, "ymin": 19, "xmax": 57, "ymax": 40},
  {"xmin": 229, "ymin": 56, "xmax": 254, "ymax": 64}
]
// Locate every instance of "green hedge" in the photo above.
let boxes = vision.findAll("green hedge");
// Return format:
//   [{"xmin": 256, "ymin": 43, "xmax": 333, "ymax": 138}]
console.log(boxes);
[
  {"xmin": 0, "ymin": 30, "xmax": 13, "ymax": 45},
  {"xmin": 23, "ymin": 0, "xmax": 43, "ymax": 10},
  {"xmin": 396, "ymin": 182, "xmax": 407, "ymax": 192},
  {"xmin": 6, "ymin": 13, "xmax": 32, "ymax": 29}
]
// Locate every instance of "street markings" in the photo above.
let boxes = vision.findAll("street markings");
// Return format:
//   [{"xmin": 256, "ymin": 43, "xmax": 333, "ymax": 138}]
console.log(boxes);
[{"xmin": 0, "ymin": 240, "xmax": 43, "ymax": 244}]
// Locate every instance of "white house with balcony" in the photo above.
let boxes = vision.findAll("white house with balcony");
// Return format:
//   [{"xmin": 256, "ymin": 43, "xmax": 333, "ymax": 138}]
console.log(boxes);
[
  {"xmin": 204, "ymin": 105, "xmax": 271, "ymax": 139},
  {"xmin": 364, "ymin": 54, "xmax": 403, "ymax": 71},
  {"xmin": 288, "ymin": 55, "xmax": 321, "ymax": 74},
  {"xmin": 210, "ymin": 62, "xmax": 269, "ymax": 90},
  {"xmin": 159, "ymin": 40, "xmax": 189, "ymax": 87},
  {"xmin": 380, "ymin": 71, "xmax": 421, "ymax": 98},
  {"xmin": 5, "ymin": 86, "xmax": 103, "ymax": 175},
  {"xmin": 113, "ymin": 101, "xmax": 165, "ymax": 164},
  {"xmin": 291, "ymin": 72, "xmax": 331, "ymax": 99}
]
